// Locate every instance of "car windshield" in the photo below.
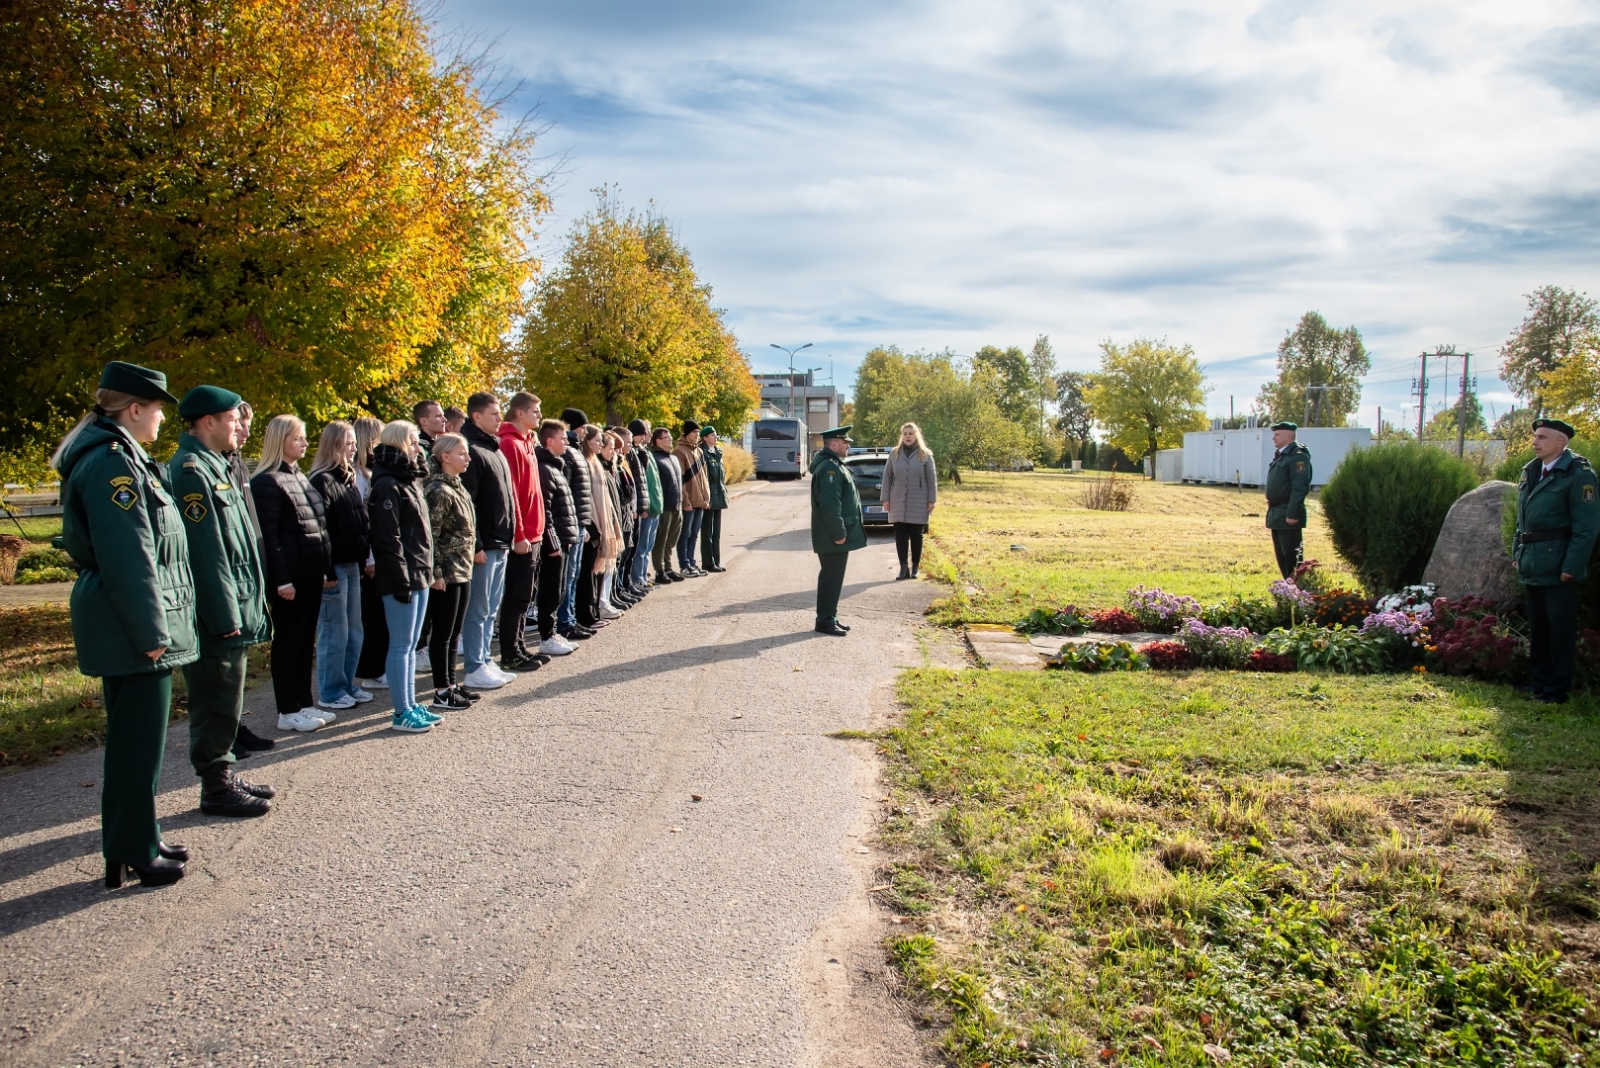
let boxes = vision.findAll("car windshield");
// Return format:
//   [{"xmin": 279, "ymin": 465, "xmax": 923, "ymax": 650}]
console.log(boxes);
[{"xmin": 849, "ymin": 461, "xmax": 885, "ymax": 482}]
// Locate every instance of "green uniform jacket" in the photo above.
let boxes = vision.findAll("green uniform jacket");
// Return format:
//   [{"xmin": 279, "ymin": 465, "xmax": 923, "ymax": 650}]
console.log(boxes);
[
  {"xmin": 702, "ymin": 443, "xmax": 728, "ymax": 510},
  {"xmin": 810, "ymin": 450, "xmax": 867, "ymax": 554},
  {"xmin": 58, "ymin": 419, "xmax": 199, "ymax": 677},
  {"xmin": 1515, "ymin": 449, "xmax": 1600, "ymax": 587},
  {"xmin": 1265, "ymin": 442, "xmax": 1312, "ymax": 530},
  {"xmin": 169, "ymin": 433, "xmax": 271, "ymax": 655},
  {"xmin": 640, "ymin": 444, "xmax": 663, "ymax": 516}
]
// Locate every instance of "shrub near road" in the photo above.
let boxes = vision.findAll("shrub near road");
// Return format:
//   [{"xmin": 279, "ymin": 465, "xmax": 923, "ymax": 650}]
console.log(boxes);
[{"xmin": 881, "ymin": 669, "xmax": 1600, "ymax": 1067}]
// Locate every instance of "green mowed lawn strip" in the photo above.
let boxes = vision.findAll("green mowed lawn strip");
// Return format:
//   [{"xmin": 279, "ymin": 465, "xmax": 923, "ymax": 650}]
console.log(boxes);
[{"xmin": 878, "ymin": 668, "xmax": 1600, "ymax": 1067}]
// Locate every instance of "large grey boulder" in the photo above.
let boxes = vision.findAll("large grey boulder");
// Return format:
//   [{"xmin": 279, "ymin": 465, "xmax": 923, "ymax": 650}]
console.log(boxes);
[{"xmin": 1422, "ymin": 480, "xmax": 1518, "ymax": 607}]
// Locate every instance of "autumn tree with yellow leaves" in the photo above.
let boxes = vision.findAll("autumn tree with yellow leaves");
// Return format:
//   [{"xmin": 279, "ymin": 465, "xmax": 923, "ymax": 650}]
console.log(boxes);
[{"xmin": 0, "ymin": 0, "xmax": 546, "ymax": 458}]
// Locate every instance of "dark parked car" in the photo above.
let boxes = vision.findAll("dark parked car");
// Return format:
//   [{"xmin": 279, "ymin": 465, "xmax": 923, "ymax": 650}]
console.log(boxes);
[{"xmin": 844, "ymin": 454, "xmax": 889, "ymax": 526}]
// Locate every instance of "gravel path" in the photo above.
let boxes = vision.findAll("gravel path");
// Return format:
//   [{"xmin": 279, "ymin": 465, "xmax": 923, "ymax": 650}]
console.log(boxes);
[{"xmin": 0, "ymin": 480, "xmax": 948, "ymax": 1067}]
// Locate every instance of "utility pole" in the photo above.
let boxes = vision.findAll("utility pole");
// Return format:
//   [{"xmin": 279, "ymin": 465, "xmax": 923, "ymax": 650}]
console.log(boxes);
[
  {"xmin": 1414, "ymin": 351, "xmax": 1428, "ymax": 440},
  {"xmin": 1377, "ymin": 406, "xmax": 1382, "ymax": 440},
  {"xmin": 1456, "ymin": 350, "xmax": 1472, "ymax": 458}
]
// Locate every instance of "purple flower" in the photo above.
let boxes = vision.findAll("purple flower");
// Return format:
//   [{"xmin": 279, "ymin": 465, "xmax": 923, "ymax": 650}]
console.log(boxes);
[
  {"xmin": 1360, "ymin": 609, "xmax": 1423, "ymax": 638},
  {"xmin": 1269, "ymin": 579, "xmax": 1314, "ymax": 609},
  {"xmin": 1125, "ymin": 585, "xmax": 1202, "ymax": 628}
]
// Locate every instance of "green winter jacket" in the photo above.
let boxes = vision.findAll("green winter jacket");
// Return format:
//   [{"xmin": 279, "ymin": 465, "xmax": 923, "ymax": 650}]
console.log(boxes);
[
  {"xmin": 169, "ymin": 433, "xmax": 271, "ymax": 655},
  {"xmin": 702, "ymin": 443, "xmax": 728, "ymax": 510},
  {"xmin": 58, "ymin": 418, "xmax": 199, "ymax": 677},
  {"xmin": 1514, "ymin": 449, "xmax": 1600, "ymax": 587},
  {"xmin": 1264, "ymin": 441, "xmax": 1312, "ymax": 530},
  {"xmin": 810, "ymin": 449, "xmax": 867, "ymax": 554},
  {"xmin": 639, "ymin": 444, "xmax": 663, "ymax": 516}
]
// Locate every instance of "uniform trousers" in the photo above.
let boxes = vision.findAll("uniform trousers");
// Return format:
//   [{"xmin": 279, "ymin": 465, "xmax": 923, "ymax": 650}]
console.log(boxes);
[
  {"xmin": 183, "ymin": 650, "xmax": 247, "ymax": 776},
  {"xmin": 101, "ymin": 670, "xmax": 172, "ymax": 865},
  {"xmin": 1271, "ymin": 527, "xmax": 1303, "ymax": 579},
  {"xmin": 428, "ymin": 582, "xmax": 470, "ymax": 690},
  {"xmin": 815, "ymin": 552, "xmax": 850, "ymax": 623},
  {"xmin": 268, "ymin": 576, "xmax": 323, "ymax": 716},
  {"xmin": 499, "ymin": 549, "xmax": 537, "ymax": 661},
  {"xmin": 537, "ymin": 551, "xmax": 566, "ymax": 640},
  {"xmin": 653, "ymin": 509, "xmax": 683, "ymax": 576},
  {"xmin": 701, "ymin": 508, "xmax": 724, "ymax": 569},
  {"xmin": 1526, "ymin": 582, "xmax": 1580, "ymax": 698}
]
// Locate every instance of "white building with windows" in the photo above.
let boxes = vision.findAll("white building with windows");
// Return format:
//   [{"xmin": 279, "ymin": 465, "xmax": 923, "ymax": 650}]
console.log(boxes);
[{"xmin": 753, "ymin": 373, "xmax": 841, "ymax": 440}]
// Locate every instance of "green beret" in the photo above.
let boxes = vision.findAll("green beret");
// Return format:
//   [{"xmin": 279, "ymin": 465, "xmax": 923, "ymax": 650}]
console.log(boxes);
[
  {"xmin": 700, "ymin": 425, "xmax": 717, "ymax": 437},
  {"xmin": 178, "ymin": 384, "xmax": 243, "ymax": 420},
  {"xmin": 98, "ymin": 360, "xmax": 178, "ymax": 404},
  {"xmin": 820, "ymin": 424, "xmax": 853, "ymax": 441},
  {"xmin": 1533, "ymin": 417, "xmax": 1576, "ymax": 439},
  {"xmin": 1270, "ymin": 421, "xmax": 1298, "ymax": 432}
]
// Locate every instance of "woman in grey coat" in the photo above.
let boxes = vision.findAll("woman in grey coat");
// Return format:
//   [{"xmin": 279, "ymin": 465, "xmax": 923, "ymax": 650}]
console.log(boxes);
[{"xmin": 881, "ymin": 422, "xmax": 938, "ymax": 580}]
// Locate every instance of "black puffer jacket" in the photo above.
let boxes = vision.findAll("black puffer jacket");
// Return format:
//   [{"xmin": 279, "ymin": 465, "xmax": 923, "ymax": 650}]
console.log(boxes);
[
  {"xmin": 536, "ymin": 445, "xmax": 580, "ymax": 552},
  {"xmin": 627, "ymin": 445, "xmax": 650, "ymax": 517},
  {"xmin": 652, "ymin": 446, "xmax": 683, "ymax": 512},
  {"xmin": 368, "ymin": 445, "xmax": 432, "ymax": 598},
  {"xmin": 562, "ymin": 429, "xmax": 595, "ymax": 533},
  {"xmin": 251, "ymin": 461, "xmax": 333, "ymax": 587},
  {"xmin": 310, "ymin": 465, "xmax": 371, "ymax": 567},
  {"xmin": 609, "ymin": 456, "xmax": 637, "ymax": 534},
  {"xmin": 461, "ymin": 420, "xmax": 516, "ymax": 552}
]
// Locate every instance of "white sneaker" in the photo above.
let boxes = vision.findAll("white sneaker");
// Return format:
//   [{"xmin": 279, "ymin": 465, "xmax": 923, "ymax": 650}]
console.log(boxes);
[
  {"xmin": 597, "ymin": 603, "xmax": 622, "ymax": 620},
  {"xmin": 318, "ymin": 693, "xmax": 356, "ymax": 710},
  {"xmin": 463, "ymin": 666, "xmax": 507, "ymax": 690},
  {"xmin": 539, "ymin": 636, "xmax": 575, "ymax": 656},
  {"xmin": 491, "ymin": 664, "xmax": 517, "ymax": 684},
  {"xmin": 349, "ymin": 688, "xmax": 374, "ymax": 704},
  {"xmin": 310, "ymin": 706, "xmax": 336, "ymax": 726},
  {"xmin": 365, "ymin": 674, "xmax": 389, "ymax": 689},
  {"xmin": 277, "ymin": 710, "xmax": 324, "ymax": 732},
  {"xmin": 415, "ymin": 650, "xmax": 431, "ymax": 674}
]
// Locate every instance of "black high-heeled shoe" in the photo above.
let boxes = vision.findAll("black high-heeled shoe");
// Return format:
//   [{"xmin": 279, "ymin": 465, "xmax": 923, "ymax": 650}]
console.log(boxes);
[
  {"xmin": 157, "ymin": 840, "xmax": 188, "ymax": 862},
  {"xmin": 105, "ymin": 855, "xmax": 185, "ymax": 889}
]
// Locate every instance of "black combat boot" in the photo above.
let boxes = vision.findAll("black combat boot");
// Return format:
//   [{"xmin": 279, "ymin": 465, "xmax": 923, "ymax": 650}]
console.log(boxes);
[{"xmin": 200, "ymin": 768, "xmax": 272, "ymax": 818}]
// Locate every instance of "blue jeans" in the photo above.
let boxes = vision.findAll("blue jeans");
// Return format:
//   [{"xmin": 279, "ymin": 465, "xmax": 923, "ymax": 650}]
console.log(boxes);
[
  {"xmin": 558, "ymin": 528, "xmax": 589, "ymax": 631},
  {"xmin": 678, "ymin": 508, "xmax": 704, "ymax": 569},
  {"xmin": 463, "ymin": 548, "xmax": 508, "ymax": 674},
  {"xmin": 315, "ymin": 563, "xmax": 364, "ymax": 703},
  {"xmin": 382, "ymin": 589, "xmax": 429, "ymax": 714},
  {"xmin": 631, "ymin": 515, "xmax": 660, "ymax": 586}
]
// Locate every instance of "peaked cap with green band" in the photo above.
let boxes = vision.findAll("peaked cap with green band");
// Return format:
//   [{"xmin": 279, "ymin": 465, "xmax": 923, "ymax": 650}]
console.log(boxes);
[{"xmin": 820, "ymin": 425, "xmax": 853, "ymax": 441}]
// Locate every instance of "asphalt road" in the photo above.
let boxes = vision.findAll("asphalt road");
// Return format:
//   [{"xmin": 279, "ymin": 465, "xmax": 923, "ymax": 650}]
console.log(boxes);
[{"xmin": 0, "ymin": 479, "xmax": 949, "ymax": 1068}]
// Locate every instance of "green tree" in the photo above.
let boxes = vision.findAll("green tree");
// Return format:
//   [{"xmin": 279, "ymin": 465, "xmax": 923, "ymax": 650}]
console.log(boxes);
[
  {"xmin": 0, "ymin": 0, "xmax": 544, "ymax": 454},
  {"xmin": 1028, "ymin": 335, "xmax": 1058, "ymax": 438},
  {"xmin": 1255, "ymin": 312, "xmax": 1369, "ymax": 427},
  {"xmin": 1541, "ymin": 333, "xmax": 1600, "ymax": 439},
  {"xmin": 1422, "ymin": 391, "xmax": 1487, "ymax": 441},
  {"xmin": 972, "ymin": 345, "xmax": 1037, "ymax": 426},
  {"xmin": 1053, "ymin": 371, "xmax": 1095, "ymax": 460},
  {"xmin": 518, "ymin": 190, "xmax": 756, "ymax": 429},
  {"xmin": 1499, "ymin": 286, "xmax": 1598, "ymax": 417},
  {"xmin": 1084, "ymin": 338, "xmax": 1207, "ymax": 476}
]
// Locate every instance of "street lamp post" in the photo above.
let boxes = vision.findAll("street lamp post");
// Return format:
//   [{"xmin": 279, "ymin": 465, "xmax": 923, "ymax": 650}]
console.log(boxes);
[{"xmin": 770, "ymin": 342, "xmax": 812, "ymax": 420}]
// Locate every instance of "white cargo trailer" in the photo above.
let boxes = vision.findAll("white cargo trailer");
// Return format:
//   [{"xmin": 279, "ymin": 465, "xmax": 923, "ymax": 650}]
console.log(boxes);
[{"xmin": 1182, "ymin": 427, "xmax": 1371, "ymax": 487}]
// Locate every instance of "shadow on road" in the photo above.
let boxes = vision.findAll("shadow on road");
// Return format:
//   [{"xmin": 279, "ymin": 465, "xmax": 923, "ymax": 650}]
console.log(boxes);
[
  {"xmin": 697, "ymin": 582, "xmax": 883, "ymax": 620},
  {"xmin": 526, "ymin": 630, "xmax": 817, "ymax": 700}
]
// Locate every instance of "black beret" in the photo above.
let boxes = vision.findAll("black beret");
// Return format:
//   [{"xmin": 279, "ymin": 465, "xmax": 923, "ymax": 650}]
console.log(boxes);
[
  {"xmin": 1533, "ymin": 418, "xmax": 1576, "ymax": 439},
  {"xmin": 99, "ymin": 360, "xmax": 178, "ymax": 404},
  {"xmin": 177, "ymin": 384, "xmax": 242, "ymax": 420}
]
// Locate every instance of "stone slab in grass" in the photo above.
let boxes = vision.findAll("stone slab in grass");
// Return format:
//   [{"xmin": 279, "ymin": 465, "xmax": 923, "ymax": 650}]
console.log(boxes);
[
  {"xmin": 1026, "ymin": 631, "xmax": 1166, "ymax": 656},
  {"xmin": 964, "ymin": 625, "xmax": 1046, "ymax": 670}
]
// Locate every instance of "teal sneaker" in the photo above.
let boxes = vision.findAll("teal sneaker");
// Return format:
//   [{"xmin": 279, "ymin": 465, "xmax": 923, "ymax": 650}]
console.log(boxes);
[
  {"xmin": 413, "ymin": 704, "xmax": 444, "ymax": 726},
  {"xmin": 390, "ymin": 707, "xmax": 433, "ymax": 733}
]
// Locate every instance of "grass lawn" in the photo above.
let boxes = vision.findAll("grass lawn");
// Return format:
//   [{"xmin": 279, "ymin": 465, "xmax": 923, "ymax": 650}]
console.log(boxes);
[
  {"xmin": 0, "ymin": 604, "xmax": 106, "ymax": 767},
  {"xmin": 885, "ymin": 471, "xmax": 1600, "ymax": 1066},
  {"xmin": 2, "ymin": 513, "xmax": 64, "ymax": 547},
  {"xmin": 922, "ymin": 471, "xmax": 1350, "ymax": 625}
]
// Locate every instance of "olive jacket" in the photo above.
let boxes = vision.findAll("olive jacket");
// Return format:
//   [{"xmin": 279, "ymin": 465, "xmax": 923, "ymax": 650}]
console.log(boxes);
[
  {"xmin": 169, "ymin": 433, "xmax": 271, "ymax": 655},
  {"xmin": 58, "ymin": 418, "xmax": 199, "ymax": 677},
  {"xmin": 1264, "ymin": 441, "xmax": 1312, "ymax": 530},
  {"xmin": 881, "ymin": 445, "xmax": 938, "ymax": 525},
  {"xmin": 810, "ymin": 449, "xmax": 867, "ymax": 555},
  {"xmin": 701, "ymin": 443, "xmax": 728, "ymax": 510},
  {"xmin": 1514, "ymin": 449, "xmax": 1600, "ymax": 587},
  {"xmin": 424, "ymin": 471, "xmax": 476, "ymax": 586}
]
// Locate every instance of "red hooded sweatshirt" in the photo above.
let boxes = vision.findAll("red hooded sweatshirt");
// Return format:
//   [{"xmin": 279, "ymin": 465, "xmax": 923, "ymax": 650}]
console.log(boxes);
[{"xmin": 497, "ymin": 420, "xmax": 546, "ymax": 547}]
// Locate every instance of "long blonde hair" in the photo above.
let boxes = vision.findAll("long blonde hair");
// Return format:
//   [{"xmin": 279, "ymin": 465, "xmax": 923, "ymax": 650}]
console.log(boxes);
[
  {"xmin": 898, "ymin": 422, "xmax": 932, "ymax": 460},
  {"xmin": 52, "ymin": 389, "xmax": 147, "ymax": 472},
  {"xmin": 353, "ymin": 416, "xmax": 383, "ymax": 474},
  {"xmin": 256, "ymin": 415, "xmax": 306, "ymax": 472},
  {"xmin": 308, "ymin": 420, "xmax": 355, "ymax": 477}
]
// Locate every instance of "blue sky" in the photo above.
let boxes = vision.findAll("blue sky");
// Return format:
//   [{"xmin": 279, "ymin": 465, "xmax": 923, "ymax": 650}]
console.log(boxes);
[{"xmin": 438, "ymin": 0, "xmax": 1600, "ymax": 427}]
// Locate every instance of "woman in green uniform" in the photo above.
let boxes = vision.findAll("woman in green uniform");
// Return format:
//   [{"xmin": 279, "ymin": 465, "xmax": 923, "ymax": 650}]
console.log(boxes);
[{"xmin": 52, "ymin": 361, "xmax": 199, "ymax": 888}]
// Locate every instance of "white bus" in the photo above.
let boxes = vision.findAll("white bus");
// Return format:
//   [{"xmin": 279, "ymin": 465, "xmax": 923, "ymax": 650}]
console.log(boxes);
[{"xmin": 752, "ymin": 418, "xmax": 808, "ymax": 479}]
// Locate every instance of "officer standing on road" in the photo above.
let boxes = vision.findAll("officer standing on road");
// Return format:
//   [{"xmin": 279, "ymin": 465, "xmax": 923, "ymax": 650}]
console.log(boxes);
[
  {"xmin": 1513, "ymin": 418, "xmax": 1599, "ymax": 705},
  {"xmin": 1265, "ymin": 421, "xmax": 1312, "ymax": 579},
  {"xmin": 171, "ymin": 387, "xmax": 276, "ymax": 817},
  {"xmin": 699, "ymin": 426, "xmax": 728, "ymax": 573},
  {"xmin": 810, "ymin": 426, "xmax": 867, "ymax": 636},
  {"xmin": 52, "ymin": 361, "xmax": 199, "ymax": 889}
]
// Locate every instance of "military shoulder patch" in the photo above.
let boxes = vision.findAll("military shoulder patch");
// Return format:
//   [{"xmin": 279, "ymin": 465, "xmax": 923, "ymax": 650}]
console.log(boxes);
[
  {"xmin": 1586, "ymin": 484, "xmax": 1596, "ymax": 504},
  {"xmin": 182, "ymin": 459, "xmax": 198, "ymax": 469},
  {"xmin": 1296, "ymin": 461, "xmax": 1306, "ymax": 472},
  {"xmin": 110, "ymin": 475, "xmax": 136, "ymax": 511},
  {"xmin": 183, "ymin": 492, "xmax": 208, "ymax": 523}
]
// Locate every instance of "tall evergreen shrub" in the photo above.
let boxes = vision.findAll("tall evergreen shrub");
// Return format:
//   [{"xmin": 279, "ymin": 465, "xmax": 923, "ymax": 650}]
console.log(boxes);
[{"xmin": 1319, "ymin": 443, "xmax": 1478, "ymax": 595}]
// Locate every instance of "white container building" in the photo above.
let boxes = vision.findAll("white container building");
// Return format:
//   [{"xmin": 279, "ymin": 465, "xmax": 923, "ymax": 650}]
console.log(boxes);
[{"xmin": 1181, "ymin": 427, "xmax": 1371, "ymax": 487}]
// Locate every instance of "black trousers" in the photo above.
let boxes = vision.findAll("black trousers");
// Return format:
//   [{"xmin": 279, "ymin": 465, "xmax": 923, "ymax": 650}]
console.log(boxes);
[
  {"xmin": 816, "ymin": 552, "xmax": 849, "ymax": 623},
  {"xmin": 357, "ymin": 572, "xmax": 390, "ymax": 679},
  {"xmin": 893, "ymin": 522, "xmax": 925, "ymax": 570},
  {"xmin": 537, "ymin": 552, "xmax": 565, "ymax": 640},
  {"xmin": 1527, "ymin": 582, "xmax": 1581, "ymax": 698},
  {"xmin": 428, "ymin": 582, "xmax": 470, "ymax": 690},
  {"xmin": 701, "ymin": 508, "xmax": 724, "ymax": 569},
  {"xmin": 268, "ymin": 576, "xmax": 323, "ymax": 716},
  {"xmin": 101, "ymin": 670, "xmax": 171, "ymax": 865},
  {"xmin": 500, "ymin": 549, "xmax": 537, "ymax": 660},
  {"xmin": 1271, "ymin": 527, "xmax": 1303, "ymax": 579},
  {"xmin": 575, "ymin": 537, "xmax": 601, "ymax": 627}
]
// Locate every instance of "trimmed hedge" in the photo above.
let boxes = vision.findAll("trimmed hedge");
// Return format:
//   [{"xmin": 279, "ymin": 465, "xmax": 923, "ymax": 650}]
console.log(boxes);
[{"xmin": 1319, "ymin": 443, "xmax": 1478, "ymax": 596}]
